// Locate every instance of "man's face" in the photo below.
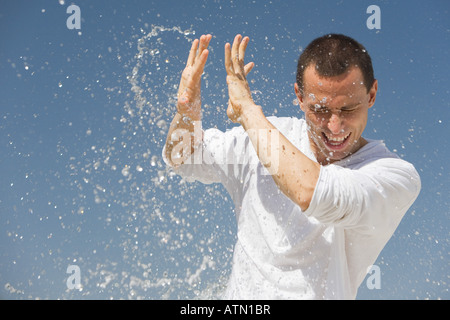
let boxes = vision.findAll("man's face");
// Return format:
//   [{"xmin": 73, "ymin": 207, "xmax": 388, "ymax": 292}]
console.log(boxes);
[{"xmin": 295, "ymin": 65, "xmax": 378, "ymax": 165}]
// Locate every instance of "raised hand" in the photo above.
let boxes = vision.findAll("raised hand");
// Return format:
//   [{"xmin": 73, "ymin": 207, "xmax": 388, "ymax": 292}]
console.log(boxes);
[
  {"xmin": 177, "ymin": 34, "xmax": 212, "ymax": 120},
  {"xmin": 224, "ymin": 34, "xmax": 256, "ymax": 123},
  {"xmin": 165, "ymin": 34, "xmax": 211, "ymax": 166}
]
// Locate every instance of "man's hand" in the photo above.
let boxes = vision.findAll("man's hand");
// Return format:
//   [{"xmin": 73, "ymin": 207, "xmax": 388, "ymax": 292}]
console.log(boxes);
[
  {"xmin": 177, "ymin": 34, "xmax": 212, "ymax": 120},
  {"xmin": 165, "ymin": 34, "xmax": 211, "ymax": 166},
  {"xmin": 224, "ymin": 34, "xmax": 257, "ymax": 123}
]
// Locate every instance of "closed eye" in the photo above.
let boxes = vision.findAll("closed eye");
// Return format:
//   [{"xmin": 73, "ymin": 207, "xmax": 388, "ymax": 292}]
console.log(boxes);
[
  {"xmin": 341, "ymin": 105, "xmax": 360, "ymax": 113},
  {"xmin": 308, "ymin": 103, "xmax": 360, "ymax": 114}
]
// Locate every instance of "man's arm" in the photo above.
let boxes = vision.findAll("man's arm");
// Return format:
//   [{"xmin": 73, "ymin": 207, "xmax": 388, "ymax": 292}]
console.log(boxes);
[
  {"xmin": 225, "ymin": 35, "xmax": 320, "ymax": 211},
  {"xmin": 241, "ymin": 106, "xmax": 320, "ymax": 211},
  {"xmin": 164, "ymin": 34, "xmax": 211, "ymax": 166}
]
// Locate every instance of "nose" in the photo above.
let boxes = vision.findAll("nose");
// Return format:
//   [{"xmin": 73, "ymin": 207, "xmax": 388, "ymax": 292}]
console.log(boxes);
[{"xmin": 327, "ymin": 113, "xmax": 343, "ymax": 134}]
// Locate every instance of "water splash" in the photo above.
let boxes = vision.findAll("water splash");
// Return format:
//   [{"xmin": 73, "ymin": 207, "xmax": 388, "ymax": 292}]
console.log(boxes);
[{"xmin": 62, "ymin": 25, "xmax": 234, "ymax": 299}]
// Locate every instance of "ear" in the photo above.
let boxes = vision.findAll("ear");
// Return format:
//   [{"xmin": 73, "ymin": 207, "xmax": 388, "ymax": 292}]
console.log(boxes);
[
  {"xmin": 368, "ymin": 79, "xmax": 378, "ymax": 109},
  {"xmin": 294, "ymin": 83, "xmax": 305, "ymax": 111}
]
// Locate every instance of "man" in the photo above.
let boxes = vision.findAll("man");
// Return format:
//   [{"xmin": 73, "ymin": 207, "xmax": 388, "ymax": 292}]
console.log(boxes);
[{"xmin": 163, "ymin": 33, "xmax": 421, "ymax": 299}]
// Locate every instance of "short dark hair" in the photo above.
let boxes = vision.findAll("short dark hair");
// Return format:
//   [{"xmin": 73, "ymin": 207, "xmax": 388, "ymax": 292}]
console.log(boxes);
[{"xmin": 296, "ymin": 34, "xmax": 375, "ymax": 94}]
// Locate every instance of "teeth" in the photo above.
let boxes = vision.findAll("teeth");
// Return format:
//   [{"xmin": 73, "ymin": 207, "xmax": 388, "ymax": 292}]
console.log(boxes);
[{"xmin": 325, "ymin": 133, "xmax": 350, "ymax": 143}]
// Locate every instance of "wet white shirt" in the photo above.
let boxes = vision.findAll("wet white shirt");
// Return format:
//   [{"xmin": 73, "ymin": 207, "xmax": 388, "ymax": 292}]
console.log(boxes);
[{"xmin": 163, "ymin": 116, "xmax": 421, "ymax": 299}]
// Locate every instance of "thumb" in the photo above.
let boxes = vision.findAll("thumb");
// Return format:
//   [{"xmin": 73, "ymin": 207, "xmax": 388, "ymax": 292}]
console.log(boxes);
[{"xmin": 244, "ymin": 62, "xmax": 254, "ymax": 76}]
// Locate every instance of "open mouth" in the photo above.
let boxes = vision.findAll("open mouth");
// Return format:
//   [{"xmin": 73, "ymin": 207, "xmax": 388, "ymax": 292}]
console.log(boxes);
[{"xmin": 322, "ymin": 132, "xmax": 351, "ymax": 151}]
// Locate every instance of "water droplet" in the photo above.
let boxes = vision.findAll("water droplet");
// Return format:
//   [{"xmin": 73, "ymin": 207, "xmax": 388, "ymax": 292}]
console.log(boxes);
[{"xmin": 121, "ymin": 166, "xmax": 130, "ymax": 177}]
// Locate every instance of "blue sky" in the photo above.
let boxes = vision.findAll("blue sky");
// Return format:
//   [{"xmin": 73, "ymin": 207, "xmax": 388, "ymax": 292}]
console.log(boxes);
[{"xmin": 0, "ymin": 0, "xmax": 448, "ymax": 299}]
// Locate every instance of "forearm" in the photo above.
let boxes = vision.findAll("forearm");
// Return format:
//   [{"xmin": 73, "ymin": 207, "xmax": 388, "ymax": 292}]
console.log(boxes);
[{"xmin": 240, "ymin": 105, "xmax": 320, "ymax": 211}]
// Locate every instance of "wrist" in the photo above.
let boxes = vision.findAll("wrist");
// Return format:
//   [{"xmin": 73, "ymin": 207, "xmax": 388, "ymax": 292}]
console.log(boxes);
[
  {"xmin": 176, "ymin": 100, "xmax": 202, "ymax": 121},
  {"xmin": 177, "ymin": 110, "xmax": 202, "ymax": 123},
  {"xmin": 176, "ymin": 94, "xmax": 202, "ymax": 121}
]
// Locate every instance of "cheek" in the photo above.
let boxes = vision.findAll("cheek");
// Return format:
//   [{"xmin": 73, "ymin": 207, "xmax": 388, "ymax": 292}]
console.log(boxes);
[
  {"xmin": 346, "ymin": 111, "xmax": 368, "ymax": 131},
  {"xmin": 305, "ymin": 114, "xmax": 327, "ymax": 144},
  {"xmin": 306, "ymin": 112, "xmax": 328, "ymax": 128}
]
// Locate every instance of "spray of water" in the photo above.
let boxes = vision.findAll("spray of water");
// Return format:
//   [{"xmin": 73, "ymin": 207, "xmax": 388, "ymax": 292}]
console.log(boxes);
[{"xmin": 61, "ymin": 25, "xmax": 235, "ymax": 299}]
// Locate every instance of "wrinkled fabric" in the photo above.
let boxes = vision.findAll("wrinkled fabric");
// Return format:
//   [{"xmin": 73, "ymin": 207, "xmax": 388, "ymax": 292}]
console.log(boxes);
[{"xmin": 162, "ymin": 116, "xmax": 421, "ymax": 299}]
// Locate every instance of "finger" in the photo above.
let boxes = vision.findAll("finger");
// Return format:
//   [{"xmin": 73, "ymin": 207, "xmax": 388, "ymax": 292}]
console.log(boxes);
[
  {"xmin": 231, "ymin": 34, "xmax": 242, "ymax": 70},
  {"xmin": 197, "ymin": 34, "xmax": 212, "ymax": 59},
  {"xmin": 192, "ymin": 49, "xmax": 209, "ymax": 79},
  {"xmin": 239, "ymin": 36, "xmax": 249, "ymax": 63},
  {"xmin": 198, "ymin": 48, "xmax": 209, "ymax": 69},
  {"xmin": 202, "ymin": 34, "xmax": 212, "ymax": 51},
  {"xmin": 224, "ymin": 42, "xmax": 233, "ymax": 75},
  {"xmin": 191, "ymin": 35, "xmax": 211, "ymax": 76},
  {"xmin": 196, "ymin": 35, "xmax": 204, "ymax": 58},
  {"xmin": 204, "ymin": 34, "xmax": 212, "ymax": 48},
  {"xmin": 196, "ymin": 35, "xmax": 205, "ymax": 57},
  {"xmin": 187, "ymin": 39, "xmax": 199, "ymax": 66},
  {"xmin": 244, "ymin": 62, "xmax": 254, "ymax": 76}
]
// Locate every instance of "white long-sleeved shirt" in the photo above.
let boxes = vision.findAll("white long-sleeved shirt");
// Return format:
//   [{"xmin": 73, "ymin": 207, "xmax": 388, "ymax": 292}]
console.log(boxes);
[{"xmin": 162, "ymin": 116, "xmax": 421, "ymax": 299}]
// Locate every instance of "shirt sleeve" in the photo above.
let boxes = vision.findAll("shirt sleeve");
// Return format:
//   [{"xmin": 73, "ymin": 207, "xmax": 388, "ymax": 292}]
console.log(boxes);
[
  {"xmin": 304, "ymin": 157, "xmax": 421, "ymax": 234},
  {"xmin": 162, "ymin": 125, "xmax": 255, "ymax": 192}
]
